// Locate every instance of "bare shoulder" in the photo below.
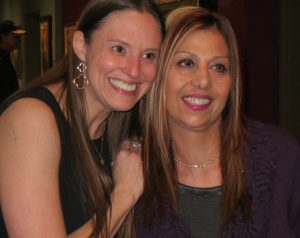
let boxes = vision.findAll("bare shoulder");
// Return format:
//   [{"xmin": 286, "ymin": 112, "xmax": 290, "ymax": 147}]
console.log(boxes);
[
  {"xmin": 0, "ymin": 97, "xmax": 57, "ymax": 126},
  {"xmin": 0, "ymin": 97, "xmax": 61, "ymax": 169},
  {"xmin": 0, "ymin": 99, "xmax": 66, "ymax": 236}
]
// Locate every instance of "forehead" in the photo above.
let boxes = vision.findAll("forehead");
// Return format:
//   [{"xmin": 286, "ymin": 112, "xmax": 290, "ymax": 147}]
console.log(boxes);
[
  {"xmin": 97, "ymin": 10, "xmax": 161, "ymax": 37},
  {"xmin": 175, "ymin": 28, "xmax": 228, "ymax": 54}
]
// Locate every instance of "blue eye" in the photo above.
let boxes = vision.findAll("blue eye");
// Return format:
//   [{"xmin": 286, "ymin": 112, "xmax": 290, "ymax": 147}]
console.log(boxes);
[
  {"xmin": 112, "ymin": 45, "xmax": 125, "ymax": 54},
  {"xmin": 212, "ymin": 64, "xmax": 228, "ymax": 73},
  {"xmin": 177, "ymin": 59, "xmax": 195, "ymax": 68}
]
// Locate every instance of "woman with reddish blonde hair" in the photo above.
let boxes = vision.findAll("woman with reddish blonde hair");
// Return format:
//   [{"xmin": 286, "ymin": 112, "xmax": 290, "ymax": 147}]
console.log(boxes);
[{"xmin": 135, "ymin": 6, "xmax": 300, "ymax": 238}]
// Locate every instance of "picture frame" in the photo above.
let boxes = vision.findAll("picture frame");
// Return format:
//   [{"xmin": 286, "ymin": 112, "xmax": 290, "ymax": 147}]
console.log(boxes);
[
  {"xmin": 156, "ymin": 0, "xmax": 199, "ymax": 14},
  {"xmin": 64, "ymin": 23, "xmax": 76, "ymax": 54},
  {"xmin": 39, "ymin": 15, "xmax": 52, "ymax": 74}
]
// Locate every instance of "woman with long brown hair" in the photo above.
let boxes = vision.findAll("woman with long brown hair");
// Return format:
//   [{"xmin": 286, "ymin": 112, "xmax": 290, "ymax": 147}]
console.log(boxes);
[
  {"xmin": 0, "ymin": 0, "xmax": 165, "ymax": 237},
  {"xmin": 135, "ymin": 6, "xmax": 300, "ymax": 237}
]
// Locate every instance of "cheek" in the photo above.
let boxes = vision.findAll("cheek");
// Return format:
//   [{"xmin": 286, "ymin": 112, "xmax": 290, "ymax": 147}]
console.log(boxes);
[
  {"xmin": 88, "ymin": 50, "xmax": 114, "ymax": 70},
  {"xmin": 142, "ymin": 64, "xmax": 158, "ymax": 82},
  {"xmin": 165, "ymin": 72, "xmax": 186, "ymax": 98},
  {"xmin": 99, "ymin": 61, "xmax": 118, "ymax": 74},
  {"xmin": 224, "ymin": 78, "xmax": 232, "ymax": 98},
  {"xmin": 165, "ymin": 78, "xmax": 179, "ymax": 102},
  {"xmin": 217, "ymin": 75, "xmax": 231, "ymax": 92},
  {"xmin": 96, "ymin": 54, "xmax": 117, "ymax": 70},
  {"xmin": 217, "ymin": 79, "xmax": 232, "ymax": 104}
]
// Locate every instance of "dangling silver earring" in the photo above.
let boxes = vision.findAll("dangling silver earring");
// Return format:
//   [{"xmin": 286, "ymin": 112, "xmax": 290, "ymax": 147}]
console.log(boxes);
[{"xmin": 73, "ymin": 62, "xmax": 89, "ymax": 90}]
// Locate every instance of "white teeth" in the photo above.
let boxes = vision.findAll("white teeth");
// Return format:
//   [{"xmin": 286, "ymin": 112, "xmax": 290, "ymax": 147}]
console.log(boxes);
[
  {"xmin": 184, "ymin": 97, "xmax": 210, "ymax": 106},
  {"xmin": 109, "ymin": 78, "xmax": 136, "ymax": 92}
]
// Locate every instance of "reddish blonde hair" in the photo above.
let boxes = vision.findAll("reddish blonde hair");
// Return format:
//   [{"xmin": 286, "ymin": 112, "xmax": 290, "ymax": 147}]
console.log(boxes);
[{"xmin": 141, "ymin": 6, "xmax": 251, "ymax": 229}]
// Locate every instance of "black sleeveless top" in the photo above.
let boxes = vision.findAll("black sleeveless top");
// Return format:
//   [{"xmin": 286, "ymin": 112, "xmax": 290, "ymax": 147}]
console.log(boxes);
[{"xmin": 0, "ymin": 87, "xmax": 111, "ymax": 236}]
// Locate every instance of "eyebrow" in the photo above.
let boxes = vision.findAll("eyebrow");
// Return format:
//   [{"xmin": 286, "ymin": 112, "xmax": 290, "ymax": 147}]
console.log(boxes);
[
  {"xmin": 174, "ymin": 50, "xmax": 229, "ymax": 60},
  {"xmin": 213, "ymin": 56, "xmax": 229, "ymax": 60},
  {"xmin": 108, "ymin": 39, "xmax": 160, "ymax": 52},
  {"xmin": 108, "ymin": 39, "xmax": 130, "ymax": 47}
]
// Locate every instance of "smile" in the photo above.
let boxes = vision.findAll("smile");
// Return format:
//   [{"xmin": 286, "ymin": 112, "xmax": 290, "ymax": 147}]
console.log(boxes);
[
  {"xmin": 183, "ymin": 97, "xmax": 211, "ymax": 106},
  {"xmin": 109, "ymin": 78, "xmax": 136, "ymax": 92}
]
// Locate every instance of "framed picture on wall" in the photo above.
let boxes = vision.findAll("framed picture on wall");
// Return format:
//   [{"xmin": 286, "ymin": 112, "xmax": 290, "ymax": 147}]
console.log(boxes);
[
  {"xmin": 64, "ymin": 23, "xmax": 76, "ymax": 54},
  {"xmin": 156, "ymin": 0, "xmax": 199, "ymax": 14},
  {"xmin": 40, "ymin": 15, "xmax": 52, "ymax": 75}
]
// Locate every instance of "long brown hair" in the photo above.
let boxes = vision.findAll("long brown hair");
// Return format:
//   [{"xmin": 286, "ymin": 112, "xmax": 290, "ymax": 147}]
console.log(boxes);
[
  {"xmin": 141, "ymin": 6, "xmax": 251, "ymax": 230},
  {"xmin": 26, "ymin": 0, "xmax": 165, "ymax": 237}
]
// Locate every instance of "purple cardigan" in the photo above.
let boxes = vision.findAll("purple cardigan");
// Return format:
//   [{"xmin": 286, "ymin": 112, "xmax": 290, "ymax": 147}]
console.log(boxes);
[{"xmin": 135, "ymin": 120, "xmax": 300, "ymax": 237}]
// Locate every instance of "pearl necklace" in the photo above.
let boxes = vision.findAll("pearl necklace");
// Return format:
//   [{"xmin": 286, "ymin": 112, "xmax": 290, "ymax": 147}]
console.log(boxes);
[{"xmin": 174, "ymin": 153, "xmax": 220, "ymax": 169}]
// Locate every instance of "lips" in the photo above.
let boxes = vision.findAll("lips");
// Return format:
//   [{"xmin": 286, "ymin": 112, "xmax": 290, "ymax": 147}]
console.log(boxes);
[
  {"xmin": 182, "ymin": 95, "xmax": 212, "ymax": 111},
  {"xmin": 109, "ymin": 78, "xmax": 137, "ymax": 93}
]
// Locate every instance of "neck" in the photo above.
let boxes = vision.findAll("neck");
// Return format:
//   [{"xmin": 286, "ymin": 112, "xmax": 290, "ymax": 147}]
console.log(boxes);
[
  {"xmin": 85, "ymin": 92, "xmax": 111, "ymax": 139},
  {"xmin": 48, "ymin": 83, "xmax": 109, "ymax": 139},
  {"xmin": 171, "ymin": 125, "xmax": 221, "ymax": 165},
  {"xmin": 170, "ymin": 123, "xmax": 222, "ymax": 188},
  {"xmin": 87, "ymin": 112, "xmax": 108, "ymax": 139}
]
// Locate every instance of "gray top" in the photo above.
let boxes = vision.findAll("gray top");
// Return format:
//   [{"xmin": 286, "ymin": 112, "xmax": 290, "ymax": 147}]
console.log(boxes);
[
  {"xmin": 135, "ymin": 119, "xmax": 300, "ymax": 237},
  {"xmin": 177, "ymin": 183, "xmax": 222, "ymax": 238}
]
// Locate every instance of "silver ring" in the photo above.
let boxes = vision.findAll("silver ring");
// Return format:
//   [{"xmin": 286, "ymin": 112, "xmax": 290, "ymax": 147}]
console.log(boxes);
[{"xmin": 128, "ymin": 140, "xmax": 141, "ymax": 152}]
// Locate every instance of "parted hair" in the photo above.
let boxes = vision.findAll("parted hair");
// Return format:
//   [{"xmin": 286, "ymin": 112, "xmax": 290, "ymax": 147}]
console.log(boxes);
[
  {"xmin": 26, "ymin": 0, "xmax": 165, "ymax": 237},
  {"xmin": 140, "ymin": 6, "xmax": 251, "ymax": 230}
]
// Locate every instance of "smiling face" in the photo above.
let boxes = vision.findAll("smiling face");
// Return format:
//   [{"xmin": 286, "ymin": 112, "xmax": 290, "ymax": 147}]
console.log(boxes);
[
  {"xmin": 74, "ymin": 10, "xmax": 162, "ymax": 113},
  {"xmin": 165, "ymin": 28, "xmax": 231, "ymax": 133}
]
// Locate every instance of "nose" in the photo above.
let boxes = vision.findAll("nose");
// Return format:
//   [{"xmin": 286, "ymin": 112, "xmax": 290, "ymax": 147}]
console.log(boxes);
[
  {"xmin": 191, "ymin": 67, "xmax": 211, "ymax": 89},
  {"xmin": 123, "ymin": 55, "xmax": 141, "ymax": 79}
]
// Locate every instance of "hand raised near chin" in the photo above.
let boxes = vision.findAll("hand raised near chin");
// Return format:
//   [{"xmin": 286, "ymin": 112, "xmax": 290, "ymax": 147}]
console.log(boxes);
[{"xmin": 112, "ymin": 138, "xmax": 143, "ymax": 204}]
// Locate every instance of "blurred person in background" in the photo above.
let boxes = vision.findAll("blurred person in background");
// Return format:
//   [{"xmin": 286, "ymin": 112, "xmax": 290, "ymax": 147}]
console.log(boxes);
[{"xmin": 0, "ymin": 19, "xmax": 26, "ymax": 104}]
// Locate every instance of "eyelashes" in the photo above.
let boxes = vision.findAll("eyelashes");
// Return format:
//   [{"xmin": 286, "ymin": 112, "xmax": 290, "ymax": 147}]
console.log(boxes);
[
  {"xmin": 112, "ymin": 45, "xmax": 158, "ymax": 62},
  {"xmin": 142, "ymin": 52, "xmax": 158, "ymax": 60},
  {"xmin": 177, "ymin": 58, "xmax": 196, "ymax": 68},
  {"xmin": 211, "ymin": 64, "xmax": 228, "ymax": 73},
  {"xmin": 112, "ymin": 45, "xmax": 125, "ymax": 54},
  {"xmin": 176, "ymin": 58, "xmax": 229, "ymax": 74}
]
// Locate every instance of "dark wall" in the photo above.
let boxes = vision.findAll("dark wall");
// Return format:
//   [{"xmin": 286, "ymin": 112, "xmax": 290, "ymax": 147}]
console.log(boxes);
[
  {"xmin": 280, "ymin": 0, "xmax": 300, "ymax": 140},
  {"xmin": 62, "ymin": 0, "xmax": 89, "ymax": 24},
  {"xmin": 218, "ymin": 0, "xmax": 280, "ymax": 124},
  {"xmin": 244, "ymin": 0, "xmax": 280, "ymax": 124}
]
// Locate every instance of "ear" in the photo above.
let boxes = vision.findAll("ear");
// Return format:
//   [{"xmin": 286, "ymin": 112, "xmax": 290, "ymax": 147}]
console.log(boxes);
[{"xmin": 73, "ymin": 31, "xmax": 86, "ymax": 61}]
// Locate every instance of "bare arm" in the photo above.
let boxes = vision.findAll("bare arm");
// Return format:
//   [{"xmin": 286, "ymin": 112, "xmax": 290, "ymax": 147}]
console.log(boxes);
[
  {"xmin": 108, "ymin": 142, "xmax": 143, "ymax": 237},
  {"xmin": 0, "ymin": 99, "xmax": 66, "ymax": 237},
  {"xmin": 0, "ymin": 99, "xmax": 143, "ymax": 238},
  {"xmin": 69, "ymin": 142, "xmax": 143, "ymax": 238}
]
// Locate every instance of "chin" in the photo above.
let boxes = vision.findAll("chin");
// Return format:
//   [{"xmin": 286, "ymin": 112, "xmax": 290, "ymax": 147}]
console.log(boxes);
[{"xmin": 111, "ymin": 103, "xmax": 137, "ymax": 112}]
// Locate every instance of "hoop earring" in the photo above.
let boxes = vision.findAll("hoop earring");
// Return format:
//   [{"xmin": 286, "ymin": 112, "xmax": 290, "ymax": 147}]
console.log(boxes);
[{"xmin": 73, "ymin": 62, "xmax": 89, "ymax": 90}]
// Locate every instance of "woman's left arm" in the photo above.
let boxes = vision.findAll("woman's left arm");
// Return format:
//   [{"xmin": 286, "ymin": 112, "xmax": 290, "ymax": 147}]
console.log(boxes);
[{"xmin": 69, "ymin": 141, "xmax": 143, "ymax": 238}]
